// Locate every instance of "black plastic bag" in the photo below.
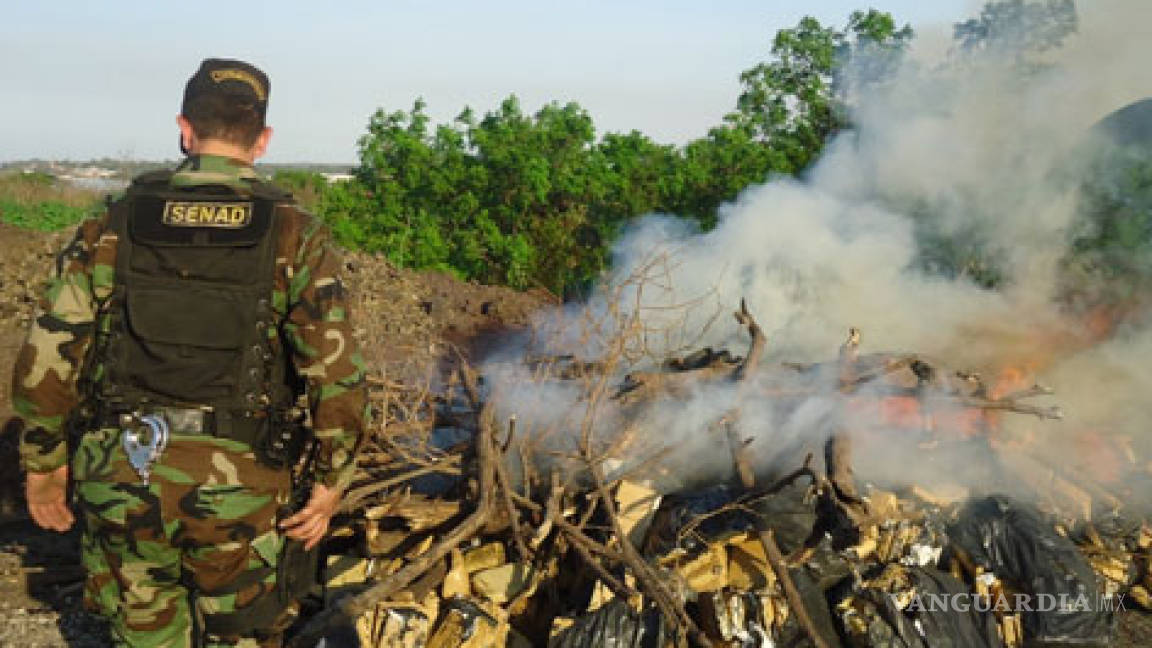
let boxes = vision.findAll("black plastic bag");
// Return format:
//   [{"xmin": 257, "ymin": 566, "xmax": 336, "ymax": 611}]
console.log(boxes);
[
  {"xmin": 548, "ymin": 599, "xmax": 665, "ymax": 648},
  {"xmin": 947, "ymin": 495, "xmax": 1114, "ymax": 646},
  {"xmin": 642, "ymin": 485, "xmax": 756, "ymax": 556},
  {"xmin": 829, "ymin": 565, "xmax": 1004, "ymax": 648}
]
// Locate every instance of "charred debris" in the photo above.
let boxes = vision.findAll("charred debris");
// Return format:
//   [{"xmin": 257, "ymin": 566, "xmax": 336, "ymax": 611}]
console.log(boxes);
[{"xmin": 290, "ymin": 300, "xmax": 1152, "ymax": 648}]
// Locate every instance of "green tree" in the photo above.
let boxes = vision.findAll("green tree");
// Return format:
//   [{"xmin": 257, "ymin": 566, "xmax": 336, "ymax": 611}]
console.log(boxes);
[
  {"xmin": 334, "ymin": 96, "xmax": 619, "ymax": 293},
  {"xmin": 670, "ymin": 125, "xmax": 787, "ymax": 229},
  {"xmin": 731, "ymin": 11, "xmax": 912, "ymax": 173},
  {"xmin": 954, "ymin": 0, "xmax": 1078, "ymax": 65},
  {"xmin": 466, "ymin": 97, "xmax": 609, "ymax": 291},
  {"xmin": 330, "ymin": 99, "xmax": 453, "ymax": 271},
  {"xmin": 732, "ymin": 16, "xmax": 840, "ymax": 173},
  {"xmin": 905, "ymin": 0, "xmax": 1079, "ymax": 289},
  {"xmin": 593, "ymin": 131, "xmax": 678, "ymax": 227},
  {"xmin": 271, "ymin": 169, "xmax": 329, "ymax": 210},
  {"xmin": 324, "ymin": 9, "xmax": 923, "ymax": 295},
  {"xmin": 1063, "ymin": 134, "xmax": 1152, "ymax": 308},
  {"xmin": 837, "ymin": 10, "xmax": 915, "ymax": 105}
]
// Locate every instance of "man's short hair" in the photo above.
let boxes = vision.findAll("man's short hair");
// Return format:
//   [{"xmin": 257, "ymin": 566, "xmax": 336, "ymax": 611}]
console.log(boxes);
[{"xmin": 181, "ymin": 58, "xmax": 270, "ymax": 147}]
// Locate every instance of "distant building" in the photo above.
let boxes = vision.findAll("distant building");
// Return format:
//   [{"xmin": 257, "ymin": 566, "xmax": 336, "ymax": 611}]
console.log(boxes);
[
  {"xmin": 74, "ymin": 166, "xmax": 117, "ymax": 179},
  {"xmin": 321, "ymin": 172, "xmax": 355, "ymax": 184}
]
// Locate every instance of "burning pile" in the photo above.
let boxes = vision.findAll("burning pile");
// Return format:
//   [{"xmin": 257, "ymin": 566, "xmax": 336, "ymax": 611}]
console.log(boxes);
[
  {"xmin": 291, "ymin": 5, "xmax": 1152, "ymax": 642},
  {"xmin": 289, "ymin": 299, "xmax": 1152, "ymax": 647}
]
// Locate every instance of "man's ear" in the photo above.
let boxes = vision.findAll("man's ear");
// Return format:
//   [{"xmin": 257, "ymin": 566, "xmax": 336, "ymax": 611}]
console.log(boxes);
[
  {"xmin": 251, "ymin": 126, "xmax": 273, "ymax": 160},
  {"xmin": 176, "ymin": 115, "xmax": 196, "ymax": 155}
]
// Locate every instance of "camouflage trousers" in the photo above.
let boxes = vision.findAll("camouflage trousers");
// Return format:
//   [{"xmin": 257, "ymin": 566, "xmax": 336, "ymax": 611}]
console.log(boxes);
[{"xmin": 72, "ymin": 428, "xmax": 295, "ymax": 647}]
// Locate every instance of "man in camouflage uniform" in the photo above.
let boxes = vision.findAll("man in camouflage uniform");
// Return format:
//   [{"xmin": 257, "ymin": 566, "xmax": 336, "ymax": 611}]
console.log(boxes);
[{"xmin": 13, "ymin": 58, "xmax": 367, "ymax": 646}]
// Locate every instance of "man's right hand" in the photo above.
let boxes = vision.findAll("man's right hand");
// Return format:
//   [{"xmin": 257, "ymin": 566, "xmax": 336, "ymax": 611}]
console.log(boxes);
[{"xmin": 26, "ymin": 465, "xmax": 74, "ymax": 532}]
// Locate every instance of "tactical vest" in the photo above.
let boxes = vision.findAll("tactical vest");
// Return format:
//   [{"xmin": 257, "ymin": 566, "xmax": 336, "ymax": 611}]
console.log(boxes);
[{"xmin": 90, "ymin": 171, "xmax": 300, "ymax": 451}]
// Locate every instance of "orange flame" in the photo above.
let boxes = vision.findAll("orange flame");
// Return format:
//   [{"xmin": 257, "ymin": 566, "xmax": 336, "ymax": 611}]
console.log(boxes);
[{"xmin": 988, "ymin": 364, "xmax": 1037, "ymax": 401}]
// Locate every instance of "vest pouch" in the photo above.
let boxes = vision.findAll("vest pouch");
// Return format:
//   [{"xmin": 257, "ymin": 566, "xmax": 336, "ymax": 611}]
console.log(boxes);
[
  {"xmin": 129, "ymin": 244, "xmax": 267, "ymax": 285},
  {"xmin": 123, "ymin": 285, "xmax": 252, "ymax": 402}
]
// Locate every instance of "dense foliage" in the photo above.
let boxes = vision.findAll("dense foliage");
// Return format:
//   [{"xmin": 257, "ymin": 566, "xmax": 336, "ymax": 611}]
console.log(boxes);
[
  {"xmin": 954, "ymin": 0, "xmax": 1077, "ymax": 64},
  {"xmin": 318, "ymin": 10, "xmax": 914, "ymax": 294},
  {"xmin": 1065, "ymin": 139, "xmax": 1152, "ymax": 309},
  {"xmin": 321, "ymin": 1, "xmax": 1083, "ymax": 296}
]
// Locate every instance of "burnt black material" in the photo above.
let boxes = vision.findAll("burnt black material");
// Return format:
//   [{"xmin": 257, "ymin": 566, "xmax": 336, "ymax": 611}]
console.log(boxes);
[
  {"xmin": 829, "ymin": 566, "xmax": 1004, "ymax": 648},
  {"xmin": 549, "ymin": 599, "xmax": 666, "ymax": 648}
]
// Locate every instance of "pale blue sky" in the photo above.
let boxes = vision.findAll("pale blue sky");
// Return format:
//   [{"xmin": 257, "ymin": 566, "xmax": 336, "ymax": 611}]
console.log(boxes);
[{"xmin": 1, "ymin": 1, "xmax": 971, "ymax": 163}]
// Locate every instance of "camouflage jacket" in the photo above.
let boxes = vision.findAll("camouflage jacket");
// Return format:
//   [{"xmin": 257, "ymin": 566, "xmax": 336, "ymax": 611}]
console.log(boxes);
[{"xmin": 13, "ymin": 155, "xmax": 368, "ymax": 490}]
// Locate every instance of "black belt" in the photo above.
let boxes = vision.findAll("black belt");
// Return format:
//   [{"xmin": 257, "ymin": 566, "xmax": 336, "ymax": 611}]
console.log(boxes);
[{"xmin": 97, "ymin": 406, "xmax": 266, "ymax": 447}]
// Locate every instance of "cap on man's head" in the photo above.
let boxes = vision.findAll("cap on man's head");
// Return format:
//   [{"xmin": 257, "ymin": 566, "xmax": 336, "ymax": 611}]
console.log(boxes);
[{"xmin": 181, "ymin": 58, "xmax": 270, "ymax": 120}]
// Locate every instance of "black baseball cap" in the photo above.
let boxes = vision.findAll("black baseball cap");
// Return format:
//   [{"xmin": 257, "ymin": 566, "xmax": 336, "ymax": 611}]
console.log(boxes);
[{"xmin": 181, "ymin": 58, "xmax": 270, "ymax": 120}]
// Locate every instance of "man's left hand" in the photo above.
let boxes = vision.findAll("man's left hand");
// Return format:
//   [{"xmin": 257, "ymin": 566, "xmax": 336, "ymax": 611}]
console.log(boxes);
[{"xmin": 278, "ymin": 484, "xmax": 341, "ymax": 550}]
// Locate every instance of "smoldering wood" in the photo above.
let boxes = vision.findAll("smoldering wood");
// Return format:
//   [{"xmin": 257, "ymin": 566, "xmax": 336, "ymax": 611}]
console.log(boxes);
[
  {"xmin": 307, "ymin": 295, "xmax": 1136, "ymax": 648},
  {"xmin": 824, "ymin": 327, "xmax": 867, "ymax": 521},
  {"xmin": 961, "ymin": 396, "xmax": 1064, "ymax": 420},
  {"xmin": 731, "ymin": 298, "xmax": 766, "ymax": 382},
  {"xmin": 994, "ymin": 383, "xmax": 1055, "ymax": 401},
  {"xmin": 341, "ymin": 463, "xmax": 461, "ymax": 514},
  {"xmin": 665, "ymin": 347, "xmax": 740, "ymax": 372}
]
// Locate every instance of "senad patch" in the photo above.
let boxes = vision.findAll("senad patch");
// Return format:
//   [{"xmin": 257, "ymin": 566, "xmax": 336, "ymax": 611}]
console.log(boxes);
[{"xmin": 162, "ymin": 201, "xmax": 253, "ymax": 228}]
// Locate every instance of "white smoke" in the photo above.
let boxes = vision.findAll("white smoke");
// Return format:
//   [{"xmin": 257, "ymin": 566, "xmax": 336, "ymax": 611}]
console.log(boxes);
[{"xmin": 485, "ymin": 0, "xmax": 1152, "ymax": 496}]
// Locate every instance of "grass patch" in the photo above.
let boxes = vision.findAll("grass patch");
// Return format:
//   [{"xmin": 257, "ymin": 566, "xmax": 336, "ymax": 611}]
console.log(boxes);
[{"xmin": 0, "ymin": 172, "xmax": 100, "ymax": 231}]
